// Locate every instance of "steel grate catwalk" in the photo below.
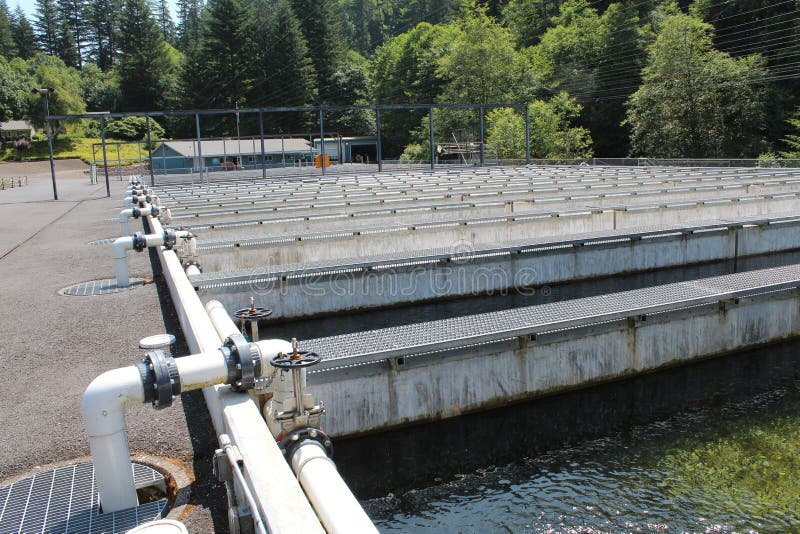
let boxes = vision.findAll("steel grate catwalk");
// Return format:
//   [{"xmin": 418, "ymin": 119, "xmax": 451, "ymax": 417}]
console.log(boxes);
[
  {"xmin": 0, "ymin": 463, "xmax": 167, "ymax": 534},
  {"xmin": 61, "ymin": 278, "xmax": 146, "ymax": 296},
  {"xmin": 302, "ymin": 263, "xmax": 800, "ymax": 372}
]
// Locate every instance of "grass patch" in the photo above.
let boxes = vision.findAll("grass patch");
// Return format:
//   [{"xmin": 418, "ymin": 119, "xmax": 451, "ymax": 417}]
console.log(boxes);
[{"xmin": 1, "ymin": 136, "xmax": 147, "ymax": 166}]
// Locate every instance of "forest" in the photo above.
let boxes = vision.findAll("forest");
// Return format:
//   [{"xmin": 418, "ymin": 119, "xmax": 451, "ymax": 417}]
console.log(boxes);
[{"xmin": 1, "ymin": 0, "xmax": 800, "ymax": 160}]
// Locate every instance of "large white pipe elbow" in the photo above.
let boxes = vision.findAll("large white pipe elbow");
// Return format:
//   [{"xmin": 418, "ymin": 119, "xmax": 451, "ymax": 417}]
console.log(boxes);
[
  {"xmin": 83, "ymin": 339, "xmax": 293, "ymax": 513},
  {"xmin": 291, "ymin": 442, "xmax": 378, "ymax": 533},
  {"xmin": 113, "ymin": 236, "xmax": 134, "ymax": 287},
  {"xmin": 82, "ymin": 366, "xmax": 145, "ymax": 512},
  {"xmin": 119, "ymin": 209, "xmax": 134, "ymax": 235}
]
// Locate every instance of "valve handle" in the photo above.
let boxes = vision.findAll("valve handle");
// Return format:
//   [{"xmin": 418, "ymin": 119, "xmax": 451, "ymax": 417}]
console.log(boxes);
[
  {"xmin": 234, "ymin": 306, "xmax": 272, "ymax": 320},
  {"xmin": 270, "ymin": 350, "xmax": 321, "ymax": 369}
]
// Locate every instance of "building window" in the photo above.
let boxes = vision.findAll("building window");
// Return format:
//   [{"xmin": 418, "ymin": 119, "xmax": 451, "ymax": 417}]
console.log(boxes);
[{"xmin": 247, "ymin": 155, "xmax": 256, "ymax": 163}]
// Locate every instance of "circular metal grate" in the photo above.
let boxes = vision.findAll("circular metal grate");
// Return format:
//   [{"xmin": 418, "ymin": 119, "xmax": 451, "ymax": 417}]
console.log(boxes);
[
  {"xmin": 0, "ymin": 462, "xmax": 168, "ymax": 534},
  {"xmin": 88, "ymin": 238, "xmax": 117, "ymax": 246},
  {"xmin": 60, "ymin": 278, "xmax": 147, "ymax": 296}
]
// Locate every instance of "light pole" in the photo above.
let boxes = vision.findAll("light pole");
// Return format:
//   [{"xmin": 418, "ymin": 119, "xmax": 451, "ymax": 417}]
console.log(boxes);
[{"xmin": 33, "ymin": 88, "xmax": 57, "ymax": 200}]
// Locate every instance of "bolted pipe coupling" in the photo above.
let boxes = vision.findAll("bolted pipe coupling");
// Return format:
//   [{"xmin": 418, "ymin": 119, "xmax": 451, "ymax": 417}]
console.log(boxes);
[
  {"xmin": 219, "ymin": 334, "xmax": 261, "ymax": 392},
  {"xmin": 131, "ymin": 207, "xmax": 142, "ymax": 219},
  {"xmin": 137, "ymin": 350, "xmax": 181, "ymax": 409},
  {"xmin": 132, "ymin": 232, "xmax": 148, "ymax": 252},
  {"xmin": 163, "ymin": 229, "xmax": 177, "ymax": 249},
  {"xmin": 279, "ymin": 427, "xmax": 333, "ymax": 459}
]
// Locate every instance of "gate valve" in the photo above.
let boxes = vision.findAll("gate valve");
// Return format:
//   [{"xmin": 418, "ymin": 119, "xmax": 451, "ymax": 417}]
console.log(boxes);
[
  {"xmin": 270, "ymin": 338, "xmax": 322, "ymax": 419},
  {"xmin": 234, "ymin": 296, "xmax": 272, "ymax": 341}
]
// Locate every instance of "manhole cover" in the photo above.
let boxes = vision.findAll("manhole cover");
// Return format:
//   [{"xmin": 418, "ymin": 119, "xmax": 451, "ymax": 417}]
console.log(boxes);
[
  {"xmin": 88, "ymin": 238, "xmax": 117, "ymax": 245},
  {"xmin": 0, "ymin": 462, "xmax": 168, "ymax": 534},
  {"xmin": 60, "ymin": 278, "xmax": 147, "ymax": 296}
]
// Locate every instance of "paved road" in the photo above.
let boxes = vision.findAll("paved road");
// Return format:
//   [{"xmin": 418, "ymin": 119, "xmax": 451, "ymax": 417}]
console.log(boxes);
[{"xmin": 0, "ymin": 160, "xmax": 222, "ymax": 532}]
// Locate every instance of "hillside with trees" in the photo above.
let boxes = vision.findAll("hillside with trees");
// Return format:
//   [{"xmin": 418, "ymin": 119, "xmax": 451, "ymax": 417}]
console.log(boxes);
[{"xmin": 1, "ymin": 0, "xmax": 800, "ymax": 159}]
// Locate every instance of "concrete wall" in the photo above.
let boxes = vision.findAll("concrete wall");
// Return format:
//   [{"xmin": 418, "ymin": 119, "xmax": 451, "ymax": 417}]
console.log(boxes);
[
  {"xmin": 309, "ymin": 290, "xmax": 800, "ymax": 437},
  {"xmin": 196, "ymin": 221, "xmax": 800, "ymax": 319},
  {"xmin": 191, "ymin": 196, "xmax": 800, "ymax": 272}
]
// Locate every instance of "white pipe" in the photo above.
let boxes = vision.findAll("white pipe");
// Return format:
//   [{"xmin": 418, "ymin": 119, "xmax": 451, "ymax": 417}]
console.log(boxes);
[
  {"xmin": 113, "ymin": 230, "xmax": 190, "ymax": 287},
  {"xmin": 185, "ymin": 264, "xmax": 201, "ymax": 276},
  {"xmin": 113, "ymin": 236, "xmax": 133, "ymax": 287},
  {"xmin": 123, "ymin": 194, "xmax": 152, "ymax": 208},
  {"xmin": 291, "ymin": 441, "xmax": 378, "ymax": 533},
  {"xmin": 206, "ymin": 299, "xmax": 240, "ymax": 339},
  {"xmin": 149, "ymin": 215, "xmax": 326, "ymax": 532},
  {"xmin": 207, "ymin": 299, "xmax": 376, "ymax": 532},
  {"xmin": 119, "ymin": 206, "xmax": 162, "ymax": 235},
  {"xmin": 82, "ymin": 366, "xmax": 143, "ymax": 512},
  {"xmin": 82, "ymin": 340, "xmax": 291, "ymax": 513}
]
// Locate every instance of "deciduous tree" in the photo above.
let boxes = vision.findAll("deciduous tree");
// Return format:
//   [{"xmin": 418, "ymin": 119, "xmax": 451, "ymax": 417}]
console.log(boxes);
[{"xmin": 625, "ymin": 12, "xmax": 768, "ymax": 158}]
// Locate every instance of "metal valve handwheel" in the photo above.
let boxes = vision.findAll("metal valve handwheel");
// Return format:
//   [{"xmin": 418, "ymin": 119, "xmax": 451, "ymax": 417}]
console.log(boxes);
[
  {"xmin": 270, "ymin": 350, "xmax": 321, "ymax": 369},
  {"xmin": 234, "ymin": 306, "xmax": 272, "ymax": 320}
]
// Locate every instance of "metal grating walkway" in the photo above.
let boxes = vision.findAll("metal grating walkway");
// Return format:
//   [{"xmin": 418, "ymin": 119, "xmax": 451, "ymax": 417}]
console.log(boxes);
[
  {"xmin": 303, "ymin": 264, "xmax": 800, "ymax": 372},
  {"xmin": 0, "ymin": 463, "xmax": 167, "ymax": 534}
]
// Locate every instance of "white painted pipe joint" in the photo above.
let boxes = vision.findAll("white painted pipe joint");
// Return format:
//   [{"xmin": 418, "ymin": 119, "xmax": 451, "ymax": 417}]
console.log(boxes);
[
  {"xmin": 82, "ymin": 338, "xmax": 292, "ymax": 514},
  {"xmin": 113, "ymin": 229, "xmax": 191, "ymax": 287},
  {"xmin": 119, "ymin": 206, "xmax": 162, "ymax": 235},
  {"xmin": 123, "ymin": 194, "xmax": 153, "ymax": 208}
]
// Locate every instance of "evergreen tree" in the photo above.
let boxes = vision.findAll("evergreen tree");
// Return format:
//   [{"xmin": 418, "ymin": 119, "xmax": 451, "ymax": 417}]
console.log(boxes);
[
  {"xmin": 56, "ymin": 17, "xmax": 80, "ymax": 67},
  {"xmin": 11, "ymin": 7, "xmax": 38, "ymax": 59},
  {"xmin": 87, "ymin": 0, "xmax": 120, "ymax": 71},
  {"xmin": 34, "ymin": 0, "xmax": 60, "ymax": 56},
  {"xmin": 190, "ymin": 0, "xmax": 253, "ymax": 109},
  {"xmin": 0, "ymin": 0, "xmax": 18, "ymax": 57},
  {"xmin": 245, "ymin": 0, "xmax": 315, "ymax": 131},
  {"xmin": 176, "ymin": 0, "xmax": 202, "ymax": 52},
  {"xmin": 339, "ymin": 0, "xmax": 397, "ymax": 55},
  {"xmin": 289, "ymin": 0, "xmax": 345, "ymax": 103},
  {"xmin": 58, "ymin": 0, "xmax": 88, "ymax": 66},
  {"xmin": 395, "ymin": 0, "xmax": 461, "ymax": 32},
  {"xmin": 118, "ymin": 0, "xmax": 180, "ymax": 110},
  {"xmin": 153, "ymin": 0, "xmax": 176, "ymax": 45}
]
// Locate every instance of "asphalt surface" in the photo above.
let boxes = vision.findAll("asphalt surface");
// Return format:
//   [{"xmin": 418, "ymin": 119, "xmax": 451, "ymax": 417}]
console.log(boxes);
[{"xmin": 0, "ymin": 160, "xmax": 223, "ymax": 532}]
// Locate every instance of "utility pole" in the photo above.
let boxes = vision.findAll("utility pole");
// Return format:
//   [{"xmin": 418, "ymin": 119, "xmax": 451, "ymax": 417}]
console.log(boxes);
[{"xmin": 33, "ymin": 88, "xmax": 57, "ymax": 200}]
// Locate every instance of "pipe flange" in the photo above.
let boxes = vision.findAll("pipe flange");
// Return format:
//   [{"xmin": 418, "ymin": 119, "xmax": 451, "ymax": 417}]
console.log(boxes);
[
  {"xmin": 279, "ymin": 428, "xmax": 333, "ymax": 459},
  {"xmin": 150, "ymin": 205, "xmax": 160, "ymax": 217},
  {"xmin": 270, "ymin": 350, "xmax": 321, "ymax": 369},
  {"xmin": 162, "ymin": 229, "xmax": 177, "ymax": 250},
  {"xmin": 137, "ymin": 349, "xmax": 181, "ymax": 409},
  {"xmin": 234, "ymin": 307, "xmax": 272, "ymax": 321},
  {"xmin": 131, "ymin": 207, "xmax": 141, "ymax": 219},
  {"xmin": 223, "ymin": 334, "xmax": 260, "ymax": 391},
  {"xmin": 183, "ymin": 259, "xmax": 202, "ymax": 271},
  {"xmin": 132, "ymin": 232, "xmax": 147, "ymax": 252}
]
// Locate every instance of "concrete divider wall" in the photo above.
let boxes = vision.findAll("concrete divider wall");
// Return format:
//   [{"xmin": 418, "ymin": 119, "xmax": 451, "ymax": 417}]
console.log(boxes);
[
  {"xmin": 193, "ymin": 221, "xmax": 800, "ymax": 319},
  {"xmin": 180, "ymin": 185, "xmax": 800, "ymax": 240},
  {"xmin": 308, "ymin": 291, "xmax": 800, "ymax": 437},
  {"xmin": 190, "ymin": 195, "xmax": 800, "ymax": 272}
]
